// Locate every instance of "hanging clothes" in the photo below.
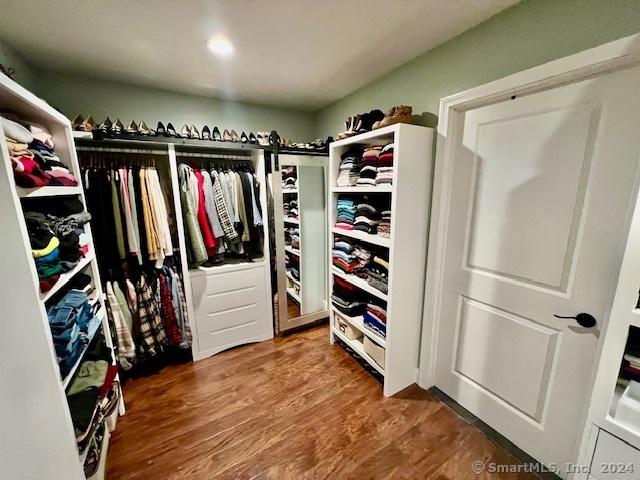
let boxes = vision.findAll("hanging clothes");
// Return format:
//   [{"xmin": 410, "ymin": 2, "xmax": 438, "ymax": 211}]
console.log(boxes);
[{"xmin": 179, "ymin": 164, "xmax": 207, "ymax": 265}]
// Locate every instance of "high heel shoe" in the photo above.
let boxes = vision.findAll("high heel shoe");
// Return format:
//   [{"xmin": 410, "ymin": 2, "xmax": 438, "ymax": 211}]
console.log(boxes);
[
  {"xmin": 166, "ymin": 123, "xmax": 178, "ymax": 137},
  {"xmin": 231, "ymin": 130, "xmax": 240, "ymax": 142},
  {"xmin": 139, "ymin": 121, "xmax": 155, "ymax": 136},
  {"xmin": 97, "ymin": 117, "xmax": 113, "ymax": 134},
  {"xmin": 189, "ymin": 124, "xmax": 200, "ymax": 139},
  {"xmin": 202, "ymin": 126, "xmax": 212, "ymax": 140},
  {"xmin": 240, "ymin": 131, "xmax": 248, "ymax": 143},
  {"xmin": 156, "ymin": 122, "xmax": 167, "ymax": 136},
  {"xmin": 249, "ymin": 132, "xmax": 257, "ymax": 144},
  {"xmin": 180, "ymin": 124, "xmax": 190, "ymax": 138},
  {"xmin": 72, "ymin": 115, "xmax": 84, "ymax": 130},
  {"xmin": 111, "ymin": 119, "xmax": 124, "ymax": 135},
  {"xmin": 223, "ymin": 129, "xmax": 232, "ymax": 141},
  {"xmin": 212, "ymin": 126, "xmax": 222, "ymax": 141},
  {"xmin": 80, "ymin": 115, "xmax": 96, "ymax": 132},
  {"xmin": 125, "ymin": 120, "xmax": 138, "ymax": 135}
]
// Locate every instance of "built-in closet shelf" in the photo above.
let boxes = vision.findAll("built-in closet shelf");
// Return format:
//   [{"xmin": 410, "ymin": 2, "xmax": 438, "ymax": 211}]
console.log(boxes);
[
  {"xmin": 332, "ymin": 327, "xmax": 385, "ymax": 376},
  {"xmin": 630, "ymin": 309, "xmax": 640, "ymax": 328},
  {"xmin": 331, "ymin": 123, "xmax": 397, "ymax": 147},
  {"xmin": 283, "ymin": 189, "xmax": 298, "ymax": 194},
  {"xmin": 285, "ymin": 246, "xmax": 301, "ymax": 256},
  {"xmin": 331, "ymin": 267, "xmax": 388, "ymax": 302},
  {"xmin": 331, "ymin": 307, "xmax": 386, "ymax": 347},
  {"xmin": 72, "ymin": 131, "xmax": 92, "ymax": 140},
  {"xmin": 287, "ymin": 287, "xmax": 302, "ymax": 304},
  {"xmin": 17, "ymin": 185, "xmax": 83, "ymax": 198},
  {"xmin": 61, "ymin": 308, "xmax": 105, "ymax": 389},
  {"xmin": 285, "ymin": 271, "xmax": 300, "ymax": 286},
  {"xmin": 331, "ymin": 227, "xmax": 391, "ymax": 248},
  {"xmin": 40, "ymin": 252, "xmax": 95, "ymax": 302},
  {"xmin": 284, "ymin": 217, "xmax": 299, "ymax": 225},
  {"xmin": 333, "ymin": 185, "xmax": 393, "ymax": 193},
  {"xmin": 328, "ymin": 123, "xmax": 434, "ymax": 397}
]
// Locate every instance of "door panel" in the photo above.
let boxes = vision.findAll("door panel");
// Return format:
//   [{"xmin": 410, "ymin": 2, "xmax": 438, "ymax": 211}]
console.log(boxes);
[{"xmin": 435, "ymin": 65, "xmax": 640, "ymax": 476}]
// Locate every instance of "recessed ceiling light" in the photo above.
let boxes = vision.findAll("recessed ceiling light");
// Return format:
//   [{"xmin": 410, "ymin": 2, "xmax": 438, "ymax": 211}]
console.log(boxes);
[{"xmin": 207, "ymin": 35, "xmax": 235, "ymax": 59}]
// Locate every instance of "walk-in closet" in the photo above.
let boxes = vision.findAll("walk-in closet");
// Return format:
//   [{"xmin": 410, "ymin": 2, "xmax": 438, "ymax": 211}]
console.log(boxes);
[{"xmin": 2, "ymin": 2, "xmax": 640, "ymax": 479}]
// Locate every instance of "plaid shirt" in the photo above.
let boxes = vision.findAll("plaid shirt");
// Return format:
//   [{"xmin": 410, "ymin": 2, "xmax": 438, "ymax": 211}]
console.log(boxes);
[
  {"xmin": 211, "ymin": 170, "xmax": 238, "ymax": 240},
  {"xmin": 167, "ymin": 266, "xmax": 192, "ymax": 348},
  {"xmin": 136, "ymin": 273, "xmax": 167, "ymax": 357},
  {"xmin": 158, "ymin": 273, "xmax": 182, "ymax": 347}
]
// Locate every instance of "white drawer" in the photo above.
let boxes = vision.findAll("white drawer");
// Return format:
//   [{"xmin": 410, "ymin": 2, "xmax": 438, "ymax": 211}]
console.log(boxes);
[{"xmin": 590, "ymin": 429, "xmax": 640, "ymax": 479}]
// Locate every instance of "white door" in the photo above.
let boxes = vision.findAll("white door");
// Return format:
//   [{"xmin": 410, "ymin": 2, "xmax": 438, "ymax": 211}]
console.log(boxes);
[{"xmin": 434, "ymin": 65, "xmax": 640, "ymax": 476}]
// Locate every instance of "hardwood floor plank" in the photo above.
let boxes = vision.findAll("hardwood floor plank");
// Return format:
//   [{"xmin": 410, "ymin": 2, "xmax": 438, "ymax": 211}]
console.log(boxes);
[{"xmin": 107, "ymin": 324, "xmax": 542, "ymax": 479}]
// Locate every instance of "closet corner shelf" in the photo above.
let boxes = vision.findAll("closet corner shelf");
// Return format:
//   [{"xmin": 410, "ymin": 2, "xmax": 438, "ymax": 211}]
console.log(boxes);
[
  {"xmin": 61, "ymin": 308, "xmax": 105, "ymax": 389},
  {"xmin": 331, "ymin": 307, "xmax": 386, "ymax": 348},
  {"xmin": 283, "ymin": 189, "xmax": 299, "ymax": 194},
  {"xmin": 40, "ymin": 251, "xmax": 95, "ymax": 302},
  {"xmin": 332, "ymin": 327, "xmax": 385, "ymax": 376},
  {"xmin": 331, "ymin": 267, "xmax": 388, "ymax": 302},
  {"xmin": 287, "ymin": 287, "xmax": 302, "ymax": 304},
  {"xmin": 17, "ymin": 185, "xmax": 83, "ymax": 198},
  {"xmin": 330, "ymin": 123, "xmax": 397, "ymax": 148},
  {"xmin": 285, "ymin": 271, "xmax": 300, "ymax": 286},
  {"xmin": 285, "ymin": 246, "xmax": 301, "ymax": 256},
  {"xmin": 72, "ymin": 131, "xmax": 93, "ymax": 139},
  {"xmin": 284, "ymin": 217, "xmax": 299, "ymax": 225},
  {"xmin": 331, "ymin": 227, "xmax": 391, "ymax": 248},
  {"xmin": 333, "ymin": 185, "xmax": 393, "ymax": 193}
]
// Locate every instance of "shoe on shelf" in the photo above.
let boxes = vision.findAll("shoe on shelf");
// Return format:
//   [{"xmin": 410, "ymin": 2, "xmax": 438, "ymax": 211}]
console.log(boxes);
[
  {"xmin": 72, "ymin": 115, "xmax": 84, "ymax": 130},
  {"xmin": 166, "ymin": 122, "xmax": 178, "ymax": 137},
  {"xmin": 180, "ymin": 124, "xmax": 190, "ymax": 138},
  {"xmin": 240, "ymin": 131, "xmax": 248, "ymax": 143},
  {"xmin": 156, "ymin": 121, "xmax": 167, "ymax": 136},
  {"xmin": 79, "ymin": 115, "xmax": 96, "ymax": 132},
  {"xmin": 111, "ymin": 118, "xmax": 124, "ymax": 135},
  {"xmin": 212, "ymin": 126, "xmax": 222, "ymax": 141},
  {"xmin": 189, "ymin": 124, "xmax": 200, "ymax": 139},
  {"xmin": 125, "ymin": 120, "xmax": 138, "ymax": 135},
  {"xmin": 257, "ymin": 131, "xmax": 270, "ymax": 146},
  {"xmin": 373, "ymin": 105, "xmax": 413, "ymax": 129},
  {"xmin": 139, "ymin": 121, "xmax": 155, "ymax": 136},
  {"xmin": 202, "ymin": 126, "xmax": 212, "ymax": 140},
  {"xmin": 231, "ymin": 130, "xmax": 240, "ymax": 142},
  {"xmin": 223, "ymin": 129, "xmax": 232, "ymax": 141},
  {"xmin": 97, "ymin": 117, "xmax": 113, "ymax": 134},
  {"xmin": 249, "ymin": 132, "xmax": 257, "ymax": 144}
]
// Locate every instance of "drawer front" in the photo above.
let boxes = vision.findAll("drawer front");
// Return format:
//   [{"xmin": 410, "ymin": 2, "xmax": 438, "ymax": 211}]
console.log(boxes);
[{"xmin": 590, "ymin": 429, "xmax": 640, "ymax": 480}]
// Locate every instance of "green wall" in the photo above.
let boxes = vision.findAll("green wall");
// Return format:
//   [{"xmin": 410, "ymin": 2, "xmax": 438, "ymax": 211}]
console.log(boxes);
[
  {"xmin": 315, "ymin": 0, "xmax": 640, "ymax": 137},
  {"xmin": 34, "ymin": 71, "xmax": 316, "ymax": 141},
  {"xmin": 0, "ymin": 39, "xmax": 36, "ymax": 90}
]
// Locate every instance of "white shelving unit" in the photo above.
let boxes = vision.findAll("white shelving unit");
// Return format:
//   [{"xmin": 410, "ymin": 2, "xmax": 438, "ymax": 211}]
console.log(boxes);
[
  {"xmin": 0, "ymin": 75, "xmax": 117, "ymax": 478},
  {"xmin": 328, "ymin": 123, "xmax": 434, "ymax": 397}
]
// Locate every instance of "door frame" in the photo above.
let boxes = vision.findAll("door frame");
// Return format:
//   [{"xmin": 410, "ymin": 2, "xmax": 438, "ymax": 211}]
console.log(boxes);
[{"xmin": 418, "ymin": 32, "xmax": 640, "ymax": 473}]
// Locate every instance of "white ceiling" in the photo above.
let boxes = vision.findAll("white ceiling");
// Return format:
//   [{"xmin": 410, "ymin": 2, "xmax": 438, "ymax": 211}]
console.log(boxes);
[{"xmin": 0, "ymin": 0, "xmax": 518, "ymax": 111}]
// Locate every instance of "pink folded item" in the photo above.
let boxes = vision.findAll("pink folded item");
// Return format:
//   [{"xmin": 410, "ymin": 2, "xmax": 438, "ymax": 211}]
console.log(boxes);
[
  {"xmin": 30, "ymin": 125, "xmax": 55, "ymax": 149},
  {"xmin": 335, "ymin": 223, "xmax": 354, "ymax": 230},
  {"xmin": 48, "ymin": 169, "xmax": 77, "ymax": 182}
]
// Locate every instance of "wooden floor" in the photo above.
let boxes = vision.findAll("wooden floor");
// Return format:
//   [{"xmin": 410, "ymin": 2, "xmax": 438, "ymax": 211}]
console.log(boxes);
[{"xmin": 107, "ymin": 325, "xmax": 537, "ymax": 479}]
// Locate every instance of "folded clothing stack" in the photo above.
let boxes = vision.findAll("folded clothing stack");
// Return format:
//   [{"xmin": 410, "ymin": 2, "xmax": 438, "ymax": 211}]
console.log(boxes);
[
  {"xmin": 287, "ymin": 252, "xmax": 300, "ymax": 280},
  {"xmin": 354, "ymin": 198, "xmax": 379, "ymax": 234},
  {"xmin": 363, "ymin": 298, "xmax": 388, "ymax": 338},
  {"xmin": 48, "ymin": 287, "xmax": 99, "ymax": 376},
  {"xmin": 355, "ymin": 146, "xmax": 382, "ymax": 187},
  {"xmin": 66, "ymin": 336, "xmax": 120, "ymax": 465},
  {"xmin": 332, "ymin": 237, "xmax": 357, "ymax": 274},
  {"xmin": 284, "ymin": 198, "xmax": 299, "ymax": 220},
  {"xmin": 24, "ymin": 197, "xmax": 92, "ymax": 293},
  {"xmin": 335, "ymin": 196, "xmax": 356, "ymax": 230},
  {"xmin": 282, "ymin": 166, "xmax": 297, "ymax": 190},
  {"xmin": 374, "ymin": 143, "xmax": 394, "ymax": 185},
  {"xmin": 331, "ymin": 276, "xmax": 368, "ymax": 316},
  {"xmin": 377, "ymin": 210, "xmax": 392, "ymax": 238},
  {"xmin": 286, "ymin": 227, "xmax": 300, "ymax": 249},
  {"xmin": 336, "ymin": 147, "xmax": 363, "ymax": 187},
  {"xmin": 1, "ymin": 115, "xmax": 78, "ymax": 188},
  {"xmin": 366, "ymin": 256, "xmax": 390, "ymax": 294}
]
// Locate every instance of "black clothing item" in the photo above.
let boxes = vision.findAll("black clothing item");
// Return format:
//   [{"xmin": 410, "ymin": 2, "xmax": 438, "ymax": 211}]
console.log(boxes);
[{"xmin": 25, "ymin": 197, "xmax": 84, "ymax": 217}]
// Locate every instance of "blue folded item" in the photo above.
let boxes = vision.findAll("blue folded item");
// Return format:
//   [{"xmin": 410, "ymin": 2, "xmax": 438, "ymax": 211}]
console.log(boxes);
[
  {"xmin": 35, "ymin": 247, "xmax": 60, "ymax": 264},
  {"xmin": 363, "ymin": 311, "xmax": 386, "ymax": 339}
]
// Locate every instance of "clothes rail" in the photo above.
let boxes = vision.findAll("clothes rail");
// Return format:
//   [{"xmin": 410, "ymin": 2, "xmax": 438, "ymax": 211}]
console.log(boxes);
[
  {"xmin": 76, "ymin": 146, "xmax": 168, "ymax": 156},
  {"xmin": 175, "ymin": 151, "xmax": 251, "ymax": 161}
]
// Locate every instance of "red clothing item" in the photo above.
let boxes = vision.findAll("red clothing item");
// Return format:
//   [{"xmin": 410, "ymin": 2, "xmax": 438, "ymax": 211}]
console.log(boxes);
[
  {"xmin": 158, "ymin": 273, "xmax": 182, "ymax": 347},
  {"xmin": 193, "ymin": 170, "xmax": 217, "ymax": 256}
]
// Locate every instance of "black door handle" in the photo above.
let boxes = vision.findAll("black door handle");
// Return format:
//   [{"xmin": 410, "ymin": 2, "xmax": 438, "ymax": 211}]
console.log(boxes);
[{"xmin": 553, "ymin": 312, "xmax": 597, "ymax": 328}]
